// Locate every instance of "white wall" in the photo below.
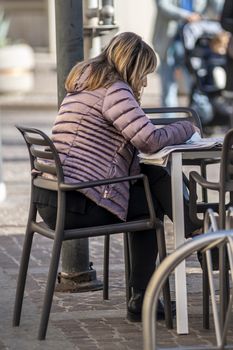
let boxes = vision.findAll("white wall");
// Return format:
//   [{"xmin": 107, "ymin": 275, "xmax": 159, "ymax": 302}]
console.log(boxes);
[{"xmin": 114, "ymin": 0, "xmax": 156, "ymax": 46}]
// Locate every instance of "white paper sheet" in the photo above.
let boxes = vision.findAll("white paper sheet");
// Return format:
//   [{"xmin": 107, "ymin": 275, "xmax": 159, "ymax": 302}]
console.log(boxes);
[{"xmin": 138, "ymin": 137, "xmax": 223, "ymax": 167}]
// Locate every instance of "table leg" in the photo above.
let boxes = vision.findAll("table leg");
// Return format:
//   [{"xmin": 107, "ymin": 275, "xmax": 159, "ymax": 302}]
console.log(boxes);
[{"xmin": 171, "ymin": 152, "xmax": 189, "ymax": 334}]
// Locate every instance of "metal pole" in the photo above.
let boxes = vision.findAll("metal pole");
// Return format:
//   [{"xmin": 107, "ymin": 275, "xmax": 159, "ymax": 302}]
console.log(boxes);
[
  {"xmin": 47, "ymin": 0, "xmax": 56, "ymax": 59},
  {"xmin": 55, "ymin": 0, "xmax": 84, "ymax": 106},
  {"xmin": 55, "ymin": 0, "xmax": 102, "ymax": 292}
]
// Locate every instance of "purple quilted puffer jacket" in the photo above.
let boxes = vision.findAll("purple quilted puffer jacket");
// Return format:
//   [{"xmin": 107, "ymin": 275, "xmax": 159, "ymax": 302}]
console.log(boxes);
[{"xmin": 52, "ymin": 80, "xmax": 195, "ymax": 221}]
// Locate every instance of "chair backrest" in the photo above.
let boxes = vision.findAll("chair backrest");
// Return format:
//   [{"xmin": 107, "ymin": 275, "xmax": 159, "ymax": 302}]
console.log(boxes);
[
  {"xmin": 142, "ymin": 226, "xmax": 233, "ymax": 350},
  {"xmin": 143, "ymin": 107, "xmax": 203, "ymax": 135},
  {"xmin": 16, "ymin": 126, "xmax": 64, "ymax": 184},
  {"xmin": 220, "ymin": 128, "xmax": 233, "ymax": 193},
  {"xmin": 16, "ymin": 125, "xmax": 159, "ymax": 237}
]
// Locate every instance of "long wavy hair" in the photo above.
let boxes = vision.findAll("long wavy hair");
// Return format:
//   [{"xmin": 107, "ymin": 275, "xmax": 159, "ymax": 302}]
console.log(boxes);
[{"xmin": 65, "ymin": 32, "xmax": 157, "ymax": 102}]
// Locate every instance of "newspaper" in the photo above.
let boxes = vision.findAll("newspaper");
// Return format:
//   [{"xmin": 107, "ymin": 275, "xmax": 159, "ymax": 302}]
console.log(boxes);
[{"xmin": 138, "ymin": 133, "xmax": 223, "ymax": 167}]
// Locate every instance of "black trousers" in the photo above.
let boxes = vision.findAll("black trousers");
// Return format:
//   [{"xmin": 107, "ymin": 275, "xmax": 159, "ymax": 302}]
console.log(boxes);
[{"xmin": 37, "ymin": 165, "xmax": 199, "ymax": 291}]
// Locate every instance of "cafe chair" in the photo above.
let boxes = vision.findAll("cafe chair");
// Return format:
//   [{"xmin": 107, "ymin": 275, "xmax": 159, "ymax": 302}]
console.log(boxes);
[
  {"xmin": 189, "ymin": 129, "xmax": 233, "ymax": 329},
  {"xmin": 189, "ymin": 127, "xmax": 233, "ymax": 230},
  {"xmin": 12, "ymin": 126, "xmax": 173, "ymax": 340},
  {"xmin": 142, "ymin": 225, "xmax": 233, "ymax": 350}
]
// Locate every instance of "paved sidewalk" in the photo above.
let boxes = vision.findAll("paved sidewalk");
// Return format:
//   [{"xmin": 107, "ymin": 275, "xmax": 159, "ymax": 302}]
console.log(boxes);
[{"xmin": 0, "ymin": 54, "xmax": 233, "ymax": 349}]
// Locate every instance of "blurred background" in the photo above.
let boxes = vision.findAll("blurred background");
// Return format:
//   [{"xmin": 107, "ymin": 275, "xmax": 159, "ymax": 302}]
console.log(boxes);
[
  {"xmin": 0, "ymin": 0, "xmax": 159, "ymax": 106},
  {"xmin": 0, "ymin": 0, "xmax": 230, "ymax": 203}
]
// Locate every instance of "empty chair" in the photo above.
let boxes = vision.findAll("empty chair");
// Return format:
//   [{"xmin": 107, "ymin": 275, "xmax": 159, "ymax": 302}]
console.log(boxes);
[
  {"xmin": 189, "ymin": 128, "xmax": 233, "ymax": 327},
  {"xmin": 189, "ymin": 128, "xmax": 233, "ymax": 230}
]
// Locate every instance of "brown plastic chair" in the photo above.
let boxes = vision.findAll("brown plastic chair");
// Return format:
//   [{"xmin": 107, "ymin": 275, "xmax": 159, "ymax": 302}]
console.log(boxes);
[
  {"xmin": 189, "ymin": 128, "xmax": 233, "ymax": 329},
  {"xmin": 12, "ymin": 126, "xmax": 173, "ymax": 340}
]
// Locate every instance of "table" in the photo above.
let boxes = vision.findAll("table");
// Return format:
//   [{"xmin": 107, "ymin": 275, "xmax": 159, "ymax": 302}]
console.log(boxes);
[{"xmin": 170, "ymin": 149, "xmax": 221, "ymax": 334}]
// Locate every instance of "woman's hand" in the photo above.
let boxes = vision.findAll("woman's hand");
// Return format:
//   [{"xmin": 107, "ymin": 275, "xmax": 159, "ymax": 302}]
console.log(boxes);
[{"xmin": 193, "ymin": 125, "xmax": 201, "ymax": 135}]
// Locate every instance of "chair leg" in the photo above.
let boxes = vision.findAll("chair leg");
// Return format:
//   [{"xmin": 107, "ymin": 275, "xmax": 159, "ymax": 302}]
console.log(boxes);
[
  {"xmin": 37, "ymin": 237, "xmax": 63, "ymax": 340},
  {"xmin": 103, "ymin": 235, "xmax": 110, "ymax": 300},
  {"xmin": 156, "ymin": 223, "xmax": 173, "ymax": 329},
  {"xmin": 219, "ymin": 245, "xmax": 229, "ymax": 329},
  {"xmin": 200, "ymin": 162, "xmax": 208, "ymax": 203},
  {"xmin": 202, "ymin": 254, "xmax": 210, "ymax": 329},
  {"xmin": 124, "ymin": 232, "xmax": 132, "ymax": 304},
  {"xmin": 12, "ymin": 228, "xmax": 34, "ymax": 327}
]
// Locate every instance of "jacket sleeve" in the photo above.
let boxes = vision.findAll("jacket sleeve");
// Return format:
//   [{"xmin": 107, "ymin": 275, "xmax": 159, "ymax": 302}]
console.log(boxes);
[
  {"xmin": 221, "ymin": 0, "xmax": 233, "ymax": 33},
  {"xmin": 102, "ymin": 82, "xmax": 195, "ymax": 154}
]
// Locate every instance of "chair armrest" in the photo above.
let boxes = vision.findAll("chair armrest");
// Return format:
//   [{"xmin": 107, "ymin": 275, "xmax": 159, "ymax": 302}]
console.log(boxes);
[
  {"xmin": 34, "ymin": 174, "xmax": 157, "ymax": 224},
  {"xmin": 59, "ymin": 174, "xmax": 144, "ymax": 191},
  {"xmin": 189, "ymin": 171, "xmax": 220, "ymax": 191},
  {"xmin": 34, "ymin": 174, "xmax": 146, "ymax": 191},
  {"xmin": 60, "ymin": 174, "xmax": 157, "ymax": 225},
  {"xmin": 189, "ymin": 171, "xmax": 219, "ymax": 227}
]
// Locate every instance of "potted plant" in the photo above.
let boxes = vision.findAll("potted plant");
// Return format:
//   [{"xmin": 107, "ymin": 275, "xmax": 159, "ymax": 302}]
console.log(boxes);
[{"xmin": 0, "ymin": 10, "xmax": 35, "ymax": 94}]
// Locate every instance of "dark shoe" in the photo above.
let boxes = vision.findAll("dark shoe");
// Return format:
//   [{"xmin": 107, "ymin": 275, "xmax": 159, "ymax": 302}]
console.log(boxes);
[
  {"xmin": 127, "ymin": 292, "xmax": 144, "ymax": 322},
  {"xmin": 127, "ymin": 291, "xmax": 176, "ymax": 322}
]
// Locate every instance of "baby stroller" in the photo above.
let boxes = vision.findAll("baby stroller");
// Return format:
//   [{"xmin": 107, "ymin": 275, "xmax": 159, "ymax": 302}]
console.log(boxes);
[{"xmin": 182, "ymin": 19, "xmax": 232, "ymax": 128}]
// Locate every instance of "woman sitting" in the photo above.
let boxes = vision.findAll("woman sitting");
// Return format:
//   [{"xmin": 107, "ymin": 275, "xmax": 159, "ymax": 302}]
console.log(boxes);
[{"xmin": 34, "ymin": 32, "xmax": 201, "ymax": 322}]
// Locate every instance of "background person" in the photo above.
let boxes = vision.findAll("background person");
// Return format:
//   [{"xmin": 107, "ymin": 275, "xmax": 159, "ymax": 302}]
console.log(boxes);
[
  {"xmin": 153, "ymin": 0, "xmax": 224, "ymax": 108},
  {"xmin": 34, "ymin": 32, "xmax": 200, "ymax": 322},
  {"xmin": 221, "ymin": 0, "xmax": 233, "ymax": 92}
]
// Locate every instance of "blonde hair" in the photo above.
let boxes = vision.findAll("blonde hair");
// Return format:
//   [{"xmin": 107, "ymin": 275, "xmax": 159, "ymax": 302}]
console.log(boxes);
[{"xmin": 65, "ymin": 32, "xmax": 157, "ymax": 102}]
